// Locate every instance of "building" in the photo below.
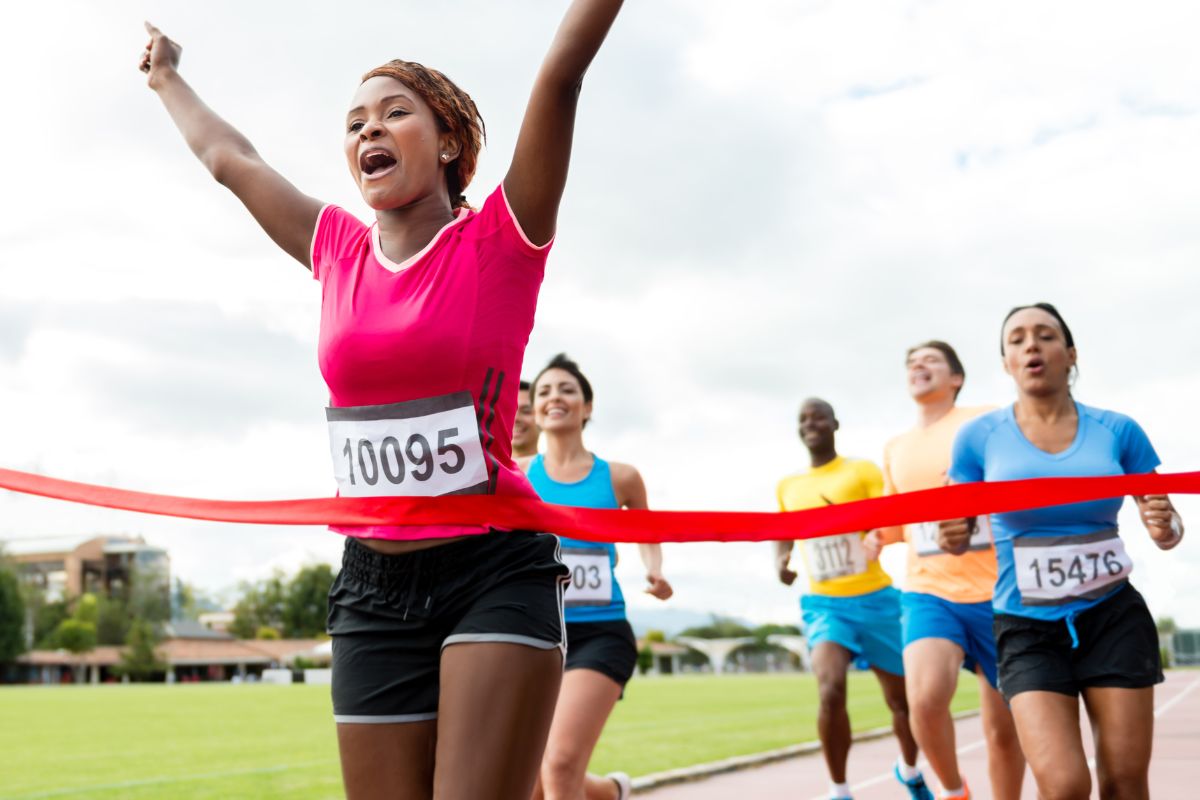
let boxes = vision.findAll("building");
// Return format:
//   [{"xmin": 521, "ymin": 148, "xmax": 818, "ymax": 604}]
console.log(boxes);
[
  {"xmin": 14, "ymin": 620, "xmax": 325, "ymax": 684},
  {"xmin": 10, "ymin": 535, "xmax": 169, "ymax": 603}
]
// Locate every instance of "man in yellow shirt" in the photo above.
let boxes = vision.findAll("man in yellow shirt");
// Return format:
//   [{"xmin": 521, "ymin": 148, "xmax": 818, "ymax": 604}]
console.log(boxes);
[
  {"xmin": 777, "ymin": 398, "xmax": 932, "ymax": 800},
  {"xmin": 864, "ymin": 342, "xmax": 1024, "ymax": 800}
]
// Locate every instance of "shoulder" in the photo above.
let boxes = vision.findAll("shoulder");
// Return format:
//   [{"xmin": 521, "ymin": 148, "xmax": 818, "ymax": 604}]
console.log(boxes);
[
  {"xmin": 461, "ymin": 185, "xmax": 554, "ymax": 261},
  {"xmin": 310, "ymin": 205, "xmax": 370, "ymax": 278},
  {"xmin": 607, "ymin": 460, "xmax": 643, "ymax": 490},
  {"xmin": 959, "ymin": 406, "xmax": 1007, "ymax": 441},
  {"xmin": 1079, "ymin": 403, "xmax": 1138, "ymax": 434}
]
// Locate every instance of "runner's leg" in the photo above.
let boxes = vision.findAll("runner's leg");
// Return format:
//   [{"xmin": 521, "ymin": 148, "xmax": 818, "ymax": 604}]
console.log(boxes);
[
  {"xmin": 1082, "ymin": 685, "xmax": 1154, "ymax": 800},
  {"xmin": 435, "ymin": 642, "xmax": 563, "ymax": 800},
  {"xmin": 902, "ymin": 638, "xmax": 963, "ymax": 792},
  {"xmin": 811, "ymin": 641, "xmax": 855, "ymax": 784},
  {"xmin": 871, "ymin": 665, "xmax": 920, "ymax": 768},
  {"xmin": 1009, "ymin": 691, "xmax": 1090, "ymax": 800},
  {"xmin": 337, "ymin": 721, "xmax": 437, "ymax": 800},
  {"xmin": 976, "ymin": 667, "xmax": 1024, "ymax": 800},
  {"xmin": 534, "ymin": 668, "xmax": 624, "ymax": 800}
]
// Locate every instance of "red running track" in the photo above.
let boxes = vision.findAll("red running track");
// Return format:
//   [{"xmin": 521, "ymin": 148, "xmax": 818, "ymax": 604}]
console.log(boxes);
[{"xmin": 639, "ymin": 670, "xmax": 1200, "ymax": 799}]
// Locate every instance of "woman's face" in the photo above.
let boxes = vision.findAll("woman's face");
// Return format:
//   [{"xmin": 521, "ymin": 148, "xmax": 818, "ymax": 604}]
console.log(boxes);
[
  {"xmin": 534, "ymin": 368, "xmax": 591, "ymax": 433},
  {"xmin": 344, "ymin": 75, "xmax": 455, "ymax": 211},
  {"xmin": 1001, "ymin": 307, "xmax": 1076, "ymax": 398}
]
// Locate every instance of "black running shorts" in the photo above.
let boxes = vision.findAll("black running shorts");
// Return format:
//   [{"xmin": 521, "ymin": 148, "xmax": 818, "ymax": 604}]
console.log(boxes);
[
  {"xmin": 564, "ymin": 619, "xmax": 639, "ymax": 688},
  {"xmin": 328, "ymin": 531, "xmax": 568, "ymax": 723},
  {"xmin": 993, "ymin": 584, "xmax": 1163, "ymax": 701}
]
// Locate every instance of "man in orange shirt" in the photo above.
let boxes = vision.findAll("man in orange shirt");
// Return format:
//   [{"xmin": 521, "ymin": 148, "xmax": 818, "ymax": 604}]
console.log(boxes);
[{"xmin": 865, "ymin": 342, "xmax": 1025, "ymax": 800}]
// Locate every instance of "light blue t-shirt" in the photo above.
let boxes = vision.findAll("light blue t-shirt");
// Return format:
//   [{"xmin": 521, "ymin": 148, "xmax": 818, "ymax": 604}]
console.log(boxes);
[
  {"xmin": 527, "ymin": 454, "xmax": 627, "ymax": 623},
  {"xmin": 949, "ymin": 401, "xmax": 1160, "ymax": 621}
]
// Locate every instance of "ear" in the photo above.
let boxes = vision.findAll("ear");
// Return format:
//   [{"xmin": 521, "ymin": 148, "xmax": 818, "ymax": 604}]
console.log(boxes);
[
  {"xmin": 438, "ymin": 134, "xmax": 462, "ymax": 163},
  {"xmin": 583, "ymin": 400, "xmax": 593, "ymax": 423},
  {"xmin": 1066, "ymin": 346, "xmax": 1078, "ymax": 372},
  {"xmin": 1001, "ymin": 355, "xmax": 1012, "ymax": 377},
  {"xmin": 950, "ymin": 372, "xmax": 965, "ymax": 391},
  {"xmin": 832, "ymin": 419, "xmax": 840, "ymax": 432}
]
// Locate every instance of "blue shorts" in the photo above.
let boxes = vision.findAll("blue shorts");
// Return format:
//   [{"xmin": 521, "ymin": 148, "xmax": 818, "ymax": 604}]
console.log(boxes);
[
  {"xmin": 901, "ymin": 591, "xmax": 998, "ymax": 689},
  {"xmin": 800, "ymin": 586, "xmax": 904, "ymax": 676}
]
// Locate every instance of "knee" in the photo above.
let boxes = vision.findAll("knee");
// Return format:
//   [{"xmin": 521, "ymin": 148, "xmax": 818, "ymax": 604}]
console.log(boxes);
[
  {"xmin": 817, "ymin": 677, "xmax": 848, "ymax": 712},
  {"xmin": 1097, "ymin": 768, "xmax": 1148, "ymax": 800},
  {"xmin": 1035, "ymin": 770, "xmax": 1091, "ymax": 800},
  {"xmin": 540, "ymin": 747, "xmax": 587, "ymax": 794},
  {"xmin": 906, "ymin": 690, "xmax": 942, "ymax": 725}
]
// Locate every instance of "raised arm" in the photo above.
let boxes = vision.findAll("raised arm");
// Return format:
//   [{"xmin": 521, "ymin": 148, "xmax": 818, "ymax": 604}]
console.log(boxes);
[
  {"xmin": 140, "ymin": 23, "xmax": 323, "ymax": 268},
  {"xmin": 503, "ymin": 0, "xmax": 623, "ymax": 246}
]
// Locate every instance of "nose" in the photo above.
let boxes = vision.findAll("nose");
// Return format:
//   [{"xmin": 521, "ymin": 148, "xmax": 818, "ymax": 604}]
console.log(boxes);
[{"xmin": 358, "ymin": 121, "xmax": 385, "ymax": 142}]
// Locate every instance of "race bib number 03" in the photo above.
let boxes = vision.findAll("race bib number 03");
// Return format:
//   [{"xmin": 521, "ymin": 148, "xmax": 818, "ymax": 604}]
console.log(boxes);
[
  {"xmin": 1013, "ymin": 529, "xmax": 1131, "ymax": 606},
  {"xmin": 326, "ymin": 392, "xmax": 489, "ymax": 498},
  {"xmin": 803, "ymin": 533, "xmax": 868, "ymax": 584},
  {"xmin": 561, "ymin": 547, "xmax": 613, "ymax": 607},
  {"xmin": 912, "ymin": 517, "xmax": 993, "ymax": 557}
]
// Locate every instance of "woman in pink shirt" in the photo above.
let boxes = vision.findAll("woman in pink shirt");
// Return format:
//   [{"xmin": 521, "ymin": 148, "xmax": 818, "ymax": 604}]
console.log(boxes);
[{"xmin": 140, "ymin": 4, "xmax": 625, "ymax": 798}]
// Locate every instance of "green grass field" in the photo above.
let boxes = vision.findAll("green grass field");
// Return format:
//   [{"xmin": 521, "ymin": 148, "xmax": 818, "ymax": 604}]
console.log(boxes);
[{"xmin": 2, "ymin": 673, "xmax": 980, "ymax": 799}]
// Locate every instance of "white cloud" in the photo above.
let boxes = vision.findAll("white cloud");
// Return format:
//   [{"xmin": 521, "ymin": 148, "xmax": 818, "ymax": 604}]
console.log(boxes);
[{"xmin": 2, "ymin": 1, "xmax": 1199, "ymax": 626}]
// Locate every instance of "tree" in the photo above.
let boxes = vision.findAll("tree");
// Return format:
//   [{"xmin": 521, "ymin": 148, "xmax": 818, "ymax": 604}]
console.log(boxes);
[
  {"xmin": 230, "ymin": 571, "xmax": 286, "ymax": 639},
  {"xmin": 0, "ymin": 565, "xmax": 26, "ymax": 663},
  {"xmin": 636, "ymin": 643, "xmax": 654, "ymax": 675},
  {"xmin": 55, "ymin": 619, "xmax": 97, "ymax": 682},
  {"xmin": 1156, "ymin": 616, "xmax": 1177, "ymax": 635},
  {"xmin": 256, "ymin": 626, "xmax": 281, "ymax": 640},
  {"xmin": 116, "ymin": 619, "xmax": 165, "ymax": 682},
  {"xmin": 283, "ymin": 564, "xmax": 335, "ymax": 638}
]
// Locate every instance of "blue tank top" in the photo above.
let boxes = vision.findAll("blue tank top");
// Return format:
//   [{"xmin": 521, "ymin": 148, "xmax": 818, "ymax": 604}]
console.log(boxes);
[{"xmin": 527, "ymin": 454, "xmax": 626, "ymax": 623}]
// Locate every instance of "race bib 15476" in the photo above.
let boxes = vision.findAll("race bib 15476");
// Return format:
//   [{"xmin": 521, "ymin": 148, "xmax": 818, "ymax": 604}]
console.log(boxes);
[
  {"xmin": 1013, "ymin": 529, "xmax": 1131, "ymax": 606},
  {"xmin": 327, "ymin": 391, "xmax": 489, "ymax": 498}
]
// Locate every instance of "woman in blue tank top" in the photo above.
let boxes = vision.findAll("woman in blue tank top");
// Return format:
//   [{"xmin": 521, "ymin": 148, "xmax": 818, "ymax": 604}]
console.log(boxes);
[
  {"xmin": 939, "ymin": 304, "xmax": 1184, "ymax": 800},
  {"xmin": 521, "ymin": 353, "xmax": 673, "ymax": 800}
]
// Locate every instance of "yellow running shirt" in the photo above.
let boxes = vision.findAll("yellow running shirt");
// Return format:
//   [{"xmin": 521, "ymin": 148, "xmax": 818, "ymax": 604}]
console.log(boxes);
[
  {"xmin": 776, "ymin": 456, "xmax": 892, "ymax": 597},
  {"xmin": 880, "ymin": 406, "xmax": 997, "ymax": 603}
]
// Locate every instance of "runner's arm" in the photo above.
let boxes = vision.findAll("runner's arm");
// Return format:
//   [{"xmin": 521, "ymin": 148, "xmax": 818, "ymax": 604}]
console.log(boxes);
[
  {"xmin": 1134, "ymin": 488, "xmax": 1184, "ymax": 550},
  {"xmin": 503, "ymin": 0, "xmax": 624, "ymax": 247},
  {"xmin": 611, "ymin": 462, "xmax": 673, "ymax": 600},
  {"xmin": 141, "ymin": 23, "xmax": 322, "ymax": 268}
]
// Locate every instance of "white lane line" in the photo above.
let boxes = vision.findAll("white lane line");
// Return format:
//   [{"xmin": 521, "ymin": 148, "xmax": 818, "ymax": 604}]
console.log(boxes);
[
  {"xmin": 1153, "ymin": 675, "xmax": 1200, "ymax": 719},
  {"xmin": 805, "ymin": 675, "xmax": 1200, "ymax": 799},
  {"xmin": 806, "ymin": 736, "xmax": 987, "ymax": 800},
  {"xmin": 6, "ymin": 759, "xmax": 337, "ymax": 799}
]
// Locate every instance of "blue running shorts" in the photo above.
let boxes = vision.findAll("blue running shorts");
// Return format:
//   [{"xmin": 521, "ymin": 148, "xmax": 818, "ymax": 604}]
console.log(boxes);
[
  {"xmin": 901, "ymin": 590, "xmax": 998, "ymax": 689},
  {"xmin": 800, "ymin": 586, "xmax": 904, "ymax": 676}
]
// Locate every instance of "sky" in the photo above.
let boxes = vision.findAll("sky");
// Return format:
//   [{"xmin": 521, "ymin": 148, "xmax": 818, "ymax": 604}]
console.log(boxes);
[{"xmin": 1, "ymin": 0, "xmax": 1198, "ymax": 627}]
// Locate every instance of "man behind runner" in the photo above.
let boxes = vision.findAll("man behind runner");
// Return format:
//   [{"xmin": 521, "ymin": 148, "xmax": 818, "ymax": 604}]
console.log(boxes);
[
  {"xmin": 513, "ymin": 380, "xmax": 540, "ymax": 458},
  {"xmin": 865, "ymin": 342, "xmax": 1025, "ymax": 800},
  {"xmin": 776, "ymin": 398, "xmax": 932, "ymax": 800}
]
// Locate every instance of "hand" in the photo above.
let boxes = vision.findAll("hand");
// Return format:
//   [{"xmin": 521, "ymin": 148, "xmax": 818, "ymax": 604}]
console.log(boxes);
[
  {"xmin": 1139, "ymin": 495, "xmax": 1183, "ymax": 550},
  {"xmin": 645, "ymin": 572, "xmax": 673, "ymax": 601},
  {"xmin": 776, "ymin": 551, "xmax": 797, "ymax": 586},
  {"xmin": 937, "ymin": 517, "xmax": 973, "ymax": 556},
  {"xmin": 863, "ymin": 530, "xmax": 884, "ymax": 561},
  {"xmin": 140, "ymin": 22, "xmax": 183, "ymax": 87}
]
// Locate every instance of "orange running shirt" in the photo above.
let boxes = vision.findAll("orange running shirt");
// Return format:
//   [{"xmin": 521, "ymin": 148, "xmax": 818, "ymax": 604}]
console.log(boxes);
[{"xmin": 880, "ymin": 406, "xmax": 997, "ymax": 603}]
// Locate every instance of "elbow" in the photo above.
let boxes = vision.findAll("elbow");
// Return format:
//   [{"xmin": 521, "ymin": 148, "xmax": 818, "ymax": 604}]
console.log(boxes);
[{"xmin": 203, "ymin": 147, "xmax": 255, "ymax": 188}]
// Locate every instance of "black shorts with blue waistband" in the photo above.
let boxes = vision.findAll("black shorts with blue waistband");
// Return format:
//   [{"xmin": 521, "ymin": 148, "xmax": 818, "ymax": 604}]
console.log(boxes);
[{"xmin": 328, "ymin": 530, "xmax": 568, "ymax": 723}]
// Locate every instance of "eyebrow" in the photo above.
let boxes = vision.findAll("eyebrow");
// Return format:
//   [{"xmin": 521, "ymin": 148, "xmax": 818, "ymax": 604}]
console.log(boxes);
[{"xmin": 346, "ymin": 93, "xmax": 414, "ymax": 118}]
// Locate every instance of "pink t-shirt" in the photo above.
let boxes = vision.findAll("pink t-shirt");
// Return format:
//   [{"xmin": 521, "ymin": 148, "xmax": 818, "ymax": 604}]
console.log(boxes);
[{"xmin": 310, "ymin": 184, "xmax": 549, "ymax": 540}]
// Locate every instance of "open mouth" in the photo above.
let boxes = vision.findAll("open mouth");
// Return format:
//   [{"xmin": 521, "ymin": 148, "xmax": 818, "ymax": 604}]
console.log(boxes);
[
  {"xmin": 1025, "ymin": 357, "xmax": 1046, "ymax": 374},
  {"xmin": 359, "ymin": 148, "xmax": 397, "ymax": 178}
]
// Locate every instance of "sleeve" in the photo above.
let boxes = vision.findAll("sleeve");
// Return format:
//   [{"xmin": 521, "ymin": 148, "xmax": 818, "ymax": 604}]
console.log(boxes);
[
  {"xmin": 776, "ymin": 479, "xmax": 789, "ymax": 513},
  {"xmin": 470, "ymin": 185, "xmax": 555, "ymax": 273},
  {"xmin": 859, "ymin": 460, "xmax": 885, "ymax": 500},
  {"xmin": 1116, "ymin": 414, "xmax": 1162, "ymax": 475},
  {"xmin": 309, "ymin": 205, "xmax": 368, "ymax": 282},
  {"xmin": 948, "ymin": 419, "xmax": 987, "ymax": 484}
]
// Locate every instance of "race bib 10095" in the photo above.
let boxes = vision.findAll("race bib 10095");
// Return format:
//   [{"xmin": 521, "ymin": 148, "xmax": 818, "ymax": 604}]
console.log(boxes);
[
  {"xmin": 561, "ymin": 546, "xmax": 614, "ymax": 607},
  {"xmin": 911, "ymin": 516, "xmax": 993, "ymax": 557},
  {"xmin": 1013, "ymin": 529, "xmax": 1131, "ymax": 606},
  {"xmin": 326, "ymin": 392, "xmax": 489, "ymax": 498},
  {"xmin": 803, "ymin": 533, "xmax": 868, "ymax": 584}
]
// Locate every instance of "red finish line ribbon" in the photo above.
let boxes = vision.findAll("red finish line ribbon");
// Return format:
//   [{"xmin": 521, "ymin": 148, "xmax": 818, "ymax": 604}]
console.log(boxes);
[{"xmin": 0, "ymin": 467, "xmax": 1196, "ymax": 544}]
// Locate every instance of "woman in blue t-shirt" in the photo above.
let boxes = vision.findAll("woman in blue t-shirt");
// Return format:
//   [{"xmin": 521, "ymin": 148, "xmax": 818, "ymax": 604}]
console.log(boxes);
[
  {"xmin": 939, "ymin": 303, "xmax": 1183, "ymax": 800},
  {"xmin": 520, "ymin": 353, "xmax": 673, "ymax": 800}
]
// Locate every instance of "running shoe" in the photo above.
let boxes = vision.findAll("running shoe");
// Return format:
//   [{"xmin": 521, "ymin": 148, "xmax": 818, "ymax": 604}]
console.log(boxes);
[
  {"xmin": 893, "ymin": 764, "xmax": 934, "ymax": 800},
  {"xmin": 606, "ymin": 771, "xmax": 632, "ymax": 800}
]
